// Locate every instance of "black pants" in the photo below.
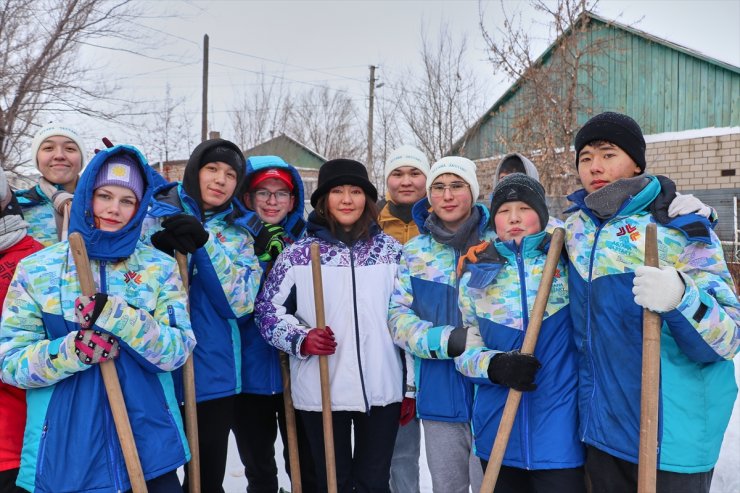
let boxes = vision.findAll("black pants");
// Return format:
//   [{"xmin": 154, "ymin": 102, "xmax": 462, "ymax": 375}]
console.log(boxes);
[
  {"xmin": 232, "ymin": 392, "xmax": 317, "ymax": 493},
  {"xmin": 481, "ymin": 460, "xmax": 586, "ymax": 493},
  {"xmin": 181, "ymin": 395, "xmax": 236, "ymax": 493},
  {"xmin": 585, "ymin": 445, "xmax": 714, "ymax": 493},
  {"xmin": 299, "ymin": 403, "xmax": 401, "ymax": 493},
  {"xmin": 0, "ymin": 469, "xmax": 27, "ymax": 493},
  {"xmin": 126, "ymin": 471, "xmax": 182, "ymax": 493}
]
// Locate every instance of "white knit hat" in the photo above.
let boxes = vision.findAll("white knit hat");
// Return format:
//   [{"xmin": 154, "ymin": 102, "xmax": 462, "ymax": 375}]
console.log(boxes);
[
  {"xmin": 30, "ymin": 123, "xmax": 86, "ymax": 169},
  {"xmin": 384, "ymin": 145, "xmax": 430, "ymax": 182},
  {"xmin": 427, "ymin": 156, "xmax": 479, "ymax": 202}
]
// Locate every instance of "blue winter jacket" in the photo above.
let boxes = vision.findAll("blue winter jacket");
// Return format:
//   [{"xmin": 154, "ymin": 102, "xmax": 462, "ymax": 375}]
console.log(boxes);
[
  {"xmin": 565, "ymin": 175, "xmax": 740, "ymax": 473},
  {"xmin": 0, "ymin": 145, "xmax": 195, "ymax": 493},
  {"xmin": 234, "ymin": 155, "xmax": 306, "ymax": 395},
  {"xmin": 455, "ymin": 232, "xmax": 584, "ymax": 469},
  {"xmin": 142, "ymin": 182, "xmax": 262, "ymax": 403},
  {"xmin": 388, "ymin": 200, "xmax": 492, "ymax": 422}
]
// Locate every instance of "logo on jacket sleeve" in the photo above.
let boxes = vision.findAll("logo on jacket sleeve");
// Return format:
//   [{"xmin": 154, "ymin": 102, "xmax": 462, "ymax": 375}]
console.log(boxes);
[{"xmin": 616, "ymin": 223, "xmax": 640, "ymax": 241}]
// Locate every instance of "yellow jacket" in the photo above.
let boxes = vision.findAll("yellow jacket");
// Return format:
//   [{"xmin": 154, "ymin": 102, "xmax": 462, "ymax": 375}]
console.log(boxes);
[{"xmin": 378, "ymin": 202, "xmax": 420, "ymax": 245}]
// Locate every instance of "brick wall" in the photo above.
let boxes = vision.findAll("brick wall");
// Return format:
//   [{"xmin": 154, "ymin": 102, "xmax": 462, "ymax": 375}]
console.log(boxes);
[
  {"xmin": 647, "ymin": 133, "xmax": 740, "ymax": 190},
  {"xmin": 472, "ymin": 130, "xmax": 740, "ymax": 237}
]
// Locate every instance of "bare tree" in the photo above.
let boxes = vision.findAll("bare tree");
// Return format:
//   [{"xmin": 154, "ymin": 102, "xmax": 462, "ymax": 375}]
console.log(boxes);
[
  {"xmin": 285, "ymin": 86, "xmax": 364, "ymax": 160},
  {"xmin": 395, "ymin": 22, "xmax": 488, "ymax": 162},
  {"xmin": 371, "ymin": 90, "xmax": 404, "ymax": 193},
  {"xmin": 478, "ymin": 0, "xmax": 605, "ymax": 193},
  {"xmin": 0, "ymin": 0, "xmax": 138, "ymax": 176},
  {"xmin": 230, "ymin": 73, "xmax": 291, "ymax": 151},
  {"xmin": 133, "ymin": 83, "xmax": 196, "ymax": 165}
]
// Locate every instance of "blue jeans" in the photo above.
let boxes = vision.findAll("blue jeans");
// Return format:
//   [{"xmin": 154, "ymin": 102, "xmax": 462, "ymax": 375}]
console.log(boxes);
[{"xmin": 389, "ymin": 418, "xmax": 421, "ymax": 493}]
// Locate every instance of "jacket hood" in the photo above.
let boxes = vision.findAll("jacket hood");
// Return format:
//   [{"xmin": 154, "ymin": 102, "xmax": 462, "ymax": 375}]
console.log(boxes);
[
  {"xmin": 182, "ymin": 138, "xmax": 245, "ymax": 221},
  {"xmin": 492, "ymin": 152, "xmax": 540, "ymax": 188},
  {"xmin": 234, "ymin": 155, "xmax": 306, "ymax": 242},
  {"xmin": 412, "ymin": 198, "xmax": 490, "ymax": 236},
  {"xmin": 68, "ymin": 145, "xmax": 156, "ymax": 261}
]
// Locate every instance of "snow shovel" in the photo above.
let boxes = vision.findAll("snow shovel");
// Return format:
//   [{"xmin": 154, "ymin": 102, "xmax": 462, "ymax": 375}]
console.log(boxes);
[
  {"xmin": 480, "ymin": 227, "xmax": 565, "ymax": 493},
  {"xmin": 176, "ymin": 252, "xmax": 201, "ymax": 493},
  {"xmin": 310, "ymin": 242, "xmax": 338, "ymax": 493},
  {"xmin": 638, "ymin": 223, "xmax": 660, "ymax": 493},
  {"xmin": 68, "ymin": 232, "xmax": 148, "ymax": 493},
  {"xmin": 280, "ymin": 351, "xmax": 303, "ymax": 493}
]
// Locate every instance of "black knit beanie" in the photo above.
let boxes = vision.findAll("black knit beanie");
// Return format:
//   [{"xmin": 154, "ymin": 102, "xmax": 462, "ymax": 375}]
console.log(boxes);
[
  {"xmin": 574, "ymin": 112, "xmax": 646, "ymax": 173},
  {"xmin": 310, "ymin": 159, "xmax": 378, "ymax": 207},
  {"xmin": 490, "ymin": 173, "xmax": 549, "ymax": 234},
  {"xmin": 182, "ymin": 138, "xmax": 245, "ymax": 218}
]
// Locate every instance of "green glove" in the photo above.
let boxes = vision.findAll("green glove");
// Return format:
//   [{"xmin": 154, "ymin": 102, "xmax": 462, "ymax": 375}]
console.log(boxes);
[{"xmin": 254, "ymin": 222, "xmax": 286, "ymax": 262}]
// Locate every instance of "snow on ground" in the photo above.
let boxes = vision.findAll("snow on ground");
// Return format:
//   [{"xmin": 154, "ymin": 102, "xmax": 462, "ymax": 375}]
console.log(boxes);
[
  {"xmin": 212, "ymin": 360, "xmax": 740, "ymax": 492},
  {"xmin": 711, "ymin": 358, "xmax": 740, "ymax": 493}
]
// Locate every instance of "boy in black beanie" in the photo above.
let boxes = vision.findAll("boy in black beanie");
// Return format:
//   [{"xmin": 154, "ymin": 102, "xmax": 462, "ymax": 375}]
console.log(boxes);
[
  {"xmin": 565, "ymin": 111, "xmax": 740, "ymax": 493},
  {"xmin": 455, "ymin": 172, "xmax": 585, "ymax": 492}
]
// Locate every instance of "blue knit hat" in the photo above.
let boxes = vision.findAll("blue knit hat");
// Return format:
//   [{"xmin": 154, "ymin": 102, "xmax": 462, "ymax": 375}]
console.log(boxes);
[{"xmin": 93, "ymin": 153, "xmax": 145, "ymax": 201}]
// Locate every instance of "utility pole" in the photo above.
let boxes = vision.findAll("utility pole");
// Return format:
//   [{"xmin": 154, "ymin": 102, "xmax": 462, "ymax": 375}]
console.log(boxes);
[
  {"xmin": 201, "ymin": 34, "xmax": 209, "ymax": 142},
  {"xmin": 366, "ymin": 65, "xmax": 376, "ymax": 173}
]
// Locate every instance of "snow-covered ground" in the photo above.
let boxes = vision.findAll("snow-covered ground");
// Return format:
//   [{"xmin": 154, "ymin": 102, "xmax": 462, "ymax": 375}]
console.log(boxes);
[{"xmin": 214, "ymin": 359, "xmax": 740, "ymax": 492}]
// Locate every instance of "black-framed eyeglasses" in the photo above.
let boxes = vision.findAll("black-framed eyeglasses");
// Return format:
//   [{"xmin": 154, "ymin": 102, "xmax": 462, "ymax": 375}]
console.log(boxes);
[{"xmin": 252, "ymin": 189, "xmax": 293, "ymax": 203}]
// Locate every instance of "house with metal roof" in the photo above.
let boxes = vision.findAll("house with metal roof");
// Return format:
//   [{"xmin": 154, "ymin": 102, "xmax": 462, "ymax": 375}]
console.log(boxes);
[{"xmin": 452, "ymin": 10, "xmax": 739, "ymax": 241}]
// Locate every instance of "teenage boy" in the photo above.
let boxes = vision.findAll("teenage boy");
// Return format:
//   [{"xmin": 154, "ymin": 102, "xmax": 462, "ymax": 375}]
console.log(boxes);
[
  {"xmin": 456, "ymin": 173, "xmax": 585, "ymax": 493},
  {"xmin": 565, "ymin": 111, "xmax": 740, "ymax": 493},
  {"xmin": 144, "ymin": 138, "xmax": 263, "ymax": 493},
  {"xmin": 232, "ymin": 155, "xmax": 316, "ymax": 493},
  {"xmin": 389, "ymin": 156, "xmax": 488, "ymax": 493},
  {"xmin": 379, "ymin": 145, "xmax": 430, "ymax": 493},
  {"xmin": 15, "ymin": 123, "xmax": 86, "ymax": 246}
]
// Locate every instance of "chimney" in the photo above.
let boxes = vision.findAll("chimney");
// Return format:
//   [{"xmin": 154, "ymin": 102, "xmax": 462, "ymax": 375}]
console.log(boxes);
[{"xmin": 208, "ymin": 130, "xmax": 221, "ymax": 140}]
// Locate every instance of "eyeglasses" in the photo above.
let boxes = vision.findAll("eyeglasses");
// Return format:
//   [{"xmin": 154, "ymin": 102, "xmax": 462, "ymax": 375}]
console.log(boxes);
[
  {"xmin": 252, "ymin": 190, "xmax": 292, "ymax": 203},
  {"xmin": 429, "ymin": 182, "xmax": 470, "ymax": 197}
]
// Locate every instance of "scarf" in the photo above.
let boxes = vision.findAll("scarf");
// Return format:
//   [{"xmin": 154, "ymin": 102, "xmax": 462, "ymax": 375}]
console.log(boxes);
[
  {"xmin": 388, "ymin": 201, "xmax": 414, "ymax": 224},
  {"xmin": 584, "ymin": 176, "xmax": 650, "ymax": 220},
  {"xmin": 38, "ymin": 177, "xmax": 74, "ymax": 241},
  {"xmin": 0, "ymin": 215, "xmax": 30, "ymax": 252},
  {"xmin": 424, "ymin": 206, "xmax": 482, "ymax": 253}
]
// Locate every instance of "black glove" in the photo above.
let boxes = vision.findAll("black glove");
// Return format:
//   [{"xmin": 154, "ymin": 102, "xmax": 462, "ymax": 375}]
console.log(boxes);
[
  {"xmin": 487, "ymin": 351, "xmax": 541, "ymax": 392},
  {"xmin": 151, "ymin": 214, "xmax": 209, "ymax": 255},
  {"xmin": 446, "ymin": 326, "xmax": 468, "ymax": 358},
  {"xmin": 254, "ymin": 222, "xmax": 285, "ymax": 262},
  {"xmin": 74, "ymin": 293, "xmax": 109, "ymax": 329}
]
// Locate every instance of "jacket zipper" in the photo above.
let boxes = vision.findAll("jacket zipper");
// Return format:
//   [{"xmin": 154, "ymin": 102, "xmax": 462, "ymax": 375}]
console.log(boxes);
[
  {"xmin": 99, "ymin": 262, "xmax": 124, "ymax": 491},
  {"xmin": 515, "ymin": 250, "xmax": 532, "ymax": 469},
  {"xmin": 452, "ymin": 249, "xmax": 470, "ymax": 417},
  {"xmin": 349, "ymin": 246, "xmax": 370, "ymax": 413},
  {"xmin": 583, "ymin": 222, "xmax": 604, "ymax": 441}
]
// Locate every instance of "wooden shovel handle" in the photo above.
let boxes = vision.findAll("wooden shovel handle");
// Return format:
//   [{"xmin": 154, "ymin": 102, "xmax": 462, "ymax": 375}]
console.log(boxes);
[
  {"xmin": 310, "ymin": 242, "xmax": 337, "ymax": 493},
  {"xmin": 480, "ymin": 227, "xmax": 565, "ymax": 493},
  {"xmin": 68, "ymin": 233, "xmax": 148, "ymax": 493},
  {"xmin": 638, "ymin": 223, "xmax": 660, "ymax": 493},
  {"xmin": 280, "ymin": 352, "xmax": 303, "ymax": 493},
  {"xmin": 176, "ymin": 252, "xmax": 201, "ymax": 493}
]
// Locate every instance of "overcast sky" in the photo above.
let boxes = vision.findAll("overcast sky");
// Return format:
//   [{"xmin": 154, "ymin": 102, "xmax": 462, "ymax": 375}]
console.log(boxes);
[{"xmin": 69, "ymin": 0, "xmax": 740, "ymax": 157}]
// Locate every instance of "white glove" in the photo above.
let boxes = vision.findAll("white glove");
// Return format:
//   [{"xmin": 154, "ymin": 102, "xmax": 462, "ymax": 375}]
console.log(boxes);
[
  {"xmin": 668, "ymin": 192, "xmax": 712, "ymax": 218},
  {"xmin": 632, "ymin": 265, "xmax": 685, "ymax": 313}
]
